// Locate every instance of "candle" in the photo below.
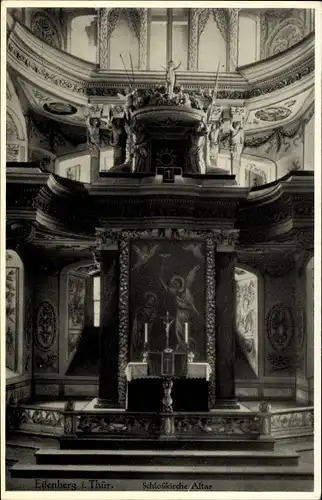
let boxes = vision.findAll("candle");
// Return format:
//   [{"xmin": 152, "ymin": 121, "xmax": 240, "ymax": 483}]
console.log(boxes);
[
  {"xmin": 144, "ymin": 323, "xmax": 148, "ymax": 344},
  {"xmin": 184, "ymin": 323, "xmax": 188, "ymax": 344}
]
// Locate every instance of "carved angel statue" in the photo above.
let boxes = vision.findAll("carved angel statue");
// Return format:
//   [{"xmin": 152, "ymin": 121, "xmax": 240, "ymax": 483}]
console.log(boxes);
[
  {"xmin": 189, "ymin": 117, "xmax": 209, "ymax": 173},
  {"xmin": 207, "ymin": 118, "xmax": 224, "ymax": 168},
  {"xmin": 160, "ymin": 260, "xmax": 200, "ymax": 349},
  {"xmin": 162, "ymin": 60, "xmax": 182, "ymax": 97},
  {"xmin": 85, "ymin": 106, "xmax": 110, "ymax": 155},
  {"xmin": 117, "ymin": 88, "xmax": 138, "ymax": 122},
  {"xmin": 230, "ymin": 119, "xmax": 244, "ymax": 160},
  {"xmin": 177, "ymin": 86, "xmax": 191, "ymax": 107}
]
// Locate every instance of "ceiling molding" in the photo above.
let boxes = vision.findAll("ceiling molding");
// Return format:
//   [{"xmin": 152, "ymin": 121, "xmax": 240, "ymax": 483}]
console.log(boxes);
[{"xmin": 7, "ymin": 21, "xmax": 314, "ymax": 104}]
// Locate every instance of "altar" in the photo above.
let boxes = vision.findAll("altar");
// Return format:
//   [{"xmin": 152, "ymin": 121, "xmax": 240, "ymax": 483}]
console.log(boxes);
[
  {"xmin": 125, "ymin": 357, "xmax": 211, "ymax": 412},
  {"xmin": 94, "ymin": 79, "xmax": 242, "ymax": 413}
]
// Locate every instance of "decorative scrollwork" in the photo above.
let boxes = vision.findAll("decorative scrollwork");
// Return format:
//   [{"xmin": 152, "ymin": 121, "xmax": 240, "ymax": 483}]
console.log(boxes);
[
  {"xmin": 30, "ymin": 11, "xmax": 61, "ymax": 48},
  {"xmin": 77, "ymin": 414, "xmax": 161, "ymax": 435},
  {"xmin": 20, "ymin": 408, "xmax": 63, "ymax": 428},
  {"xmin": 175, "ymin": 415, "xmax": 261, "ymax": 436},
  {"xmin": 118, "ymin": 237, "xmax": 130, "ymax": 407},
  {"xmin": 271, "ymin": 409, "xmax": 314, "ymax": 435},
  {"xmin": 35, "ymin": 301, "xmax": 57, "ymax": 351},
  {"xmin": 266, "ymin": 303, "xmax": 294, "ymax": 352}
]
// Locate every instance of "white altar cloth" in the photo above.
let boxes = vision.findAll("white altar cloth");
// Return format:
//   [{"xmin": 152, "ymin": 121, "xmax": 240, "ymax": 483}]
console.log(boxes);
[{"xmin": 125, "ymin": 361, "xmax": 212, "ymax": 382}]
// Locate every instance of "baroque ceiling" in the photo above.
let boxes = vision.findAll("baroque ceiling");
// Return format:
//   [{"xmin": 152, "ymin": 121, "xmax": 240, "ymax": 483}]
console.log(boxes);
[{"xmin": 6, "ymin": 8, "xmax": 315, "ymax": 159}]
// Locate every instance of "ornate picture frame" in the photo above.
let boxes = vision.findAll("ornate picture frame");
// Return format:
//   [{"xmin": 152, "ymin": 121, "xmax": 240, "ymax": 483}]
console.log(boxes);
[{"xmin": 117, "ymin": 229, "xmax": 216, "ymax": 408}]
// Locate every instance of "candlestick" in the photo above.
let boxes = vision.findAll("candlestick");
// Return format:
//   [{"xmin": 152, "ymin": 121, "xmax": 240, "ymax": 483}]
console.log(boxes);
[
  {"xmin": 184, "ymin": 322, "xmax": 188, "ymax": 344},
  {"xmin": 144, "ymin": 323, "xmax": 148, "ymax": 344}
]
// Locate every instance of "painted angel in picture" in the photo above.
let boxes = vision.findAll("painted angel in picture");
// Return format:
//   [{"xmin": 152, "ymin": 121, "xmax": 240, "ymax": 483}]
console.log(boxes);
[
  {"xmin": 160, "ymin": 258, "xmax": 200, "ymax": 349},
  {"xmin": 132, "ymin": 244, "xmax": 159, "ymax": 271}
]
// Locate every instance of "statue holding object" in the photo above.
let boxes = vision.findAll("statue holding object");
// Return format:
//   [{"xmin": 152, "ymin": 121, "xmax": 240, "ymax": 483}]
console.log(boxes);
[
  {"xmin": 108, "ymin": 105, "xmax": 129, "ymax": 167},
  {"xmin": 229, "ymin": 107, "xmax": 245, "ymax": 174},
  {"xmin": 189, "ymin": 117, "xmax": 209, "ymax": 174},
  {"xmin": 207, "ymin": 112, "xmax": 224, "ymax": 169},
  {"xmin": 162, "ymin": 60, "xmax": 182, "ymax": 98}
]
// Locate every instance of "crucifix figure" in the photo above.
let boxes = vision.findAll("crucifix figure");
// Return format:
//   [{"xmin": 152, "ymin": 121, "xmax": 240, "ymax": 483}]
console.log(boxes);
[
  {"xmin": 162, "ymin": 60, "xmax": 182, "ymax": 98},
  {"xmin": 162, "ymin": 311, "xmax": 174, "ymax": 351}
]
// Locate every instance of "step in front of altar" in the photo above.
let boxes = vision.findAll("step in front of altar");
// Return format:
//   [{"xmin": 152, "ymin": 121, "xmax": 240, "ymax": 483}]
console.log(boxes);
[
  {"xmin": 10, "ymin": 463, "xmax": 313, "ymax": 484},
  {"xmin": 34, "ymin": 448, "xmax": 299, "ymax": 467},
  {"xmin": 59, "ymin": 436, "xmax": 276, "ymax": 451}
]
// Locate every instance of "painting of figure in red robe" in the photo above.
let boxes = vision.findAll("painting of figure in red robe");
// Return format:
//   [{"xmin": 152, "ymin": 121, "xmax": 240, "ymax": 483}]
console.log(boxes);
[{"xmin": 129, "ymin": 240, "xmax": 206, "ymax": 361}]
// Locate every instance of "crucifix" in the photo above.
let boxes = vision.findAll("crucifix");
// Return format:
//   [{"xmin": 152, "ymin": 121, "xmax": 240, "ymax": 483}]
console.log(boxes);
[{"xmin": 162, "ymin": 311, "xmax": 174, "ymax": 352}]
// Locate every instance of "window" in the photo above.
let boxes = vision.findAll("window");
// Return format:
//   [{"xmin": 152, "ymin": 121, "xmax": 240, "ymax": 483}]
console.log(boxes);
[
  {"xmin": 238, "ymin": 12, "xmax": 260, "ymax": 66},
  {"xmin": 70, "ymin": 15, "xmax": 98, "ymax": 63},
  {"xmin": 149, "ymin": 8, "xmax": 188, "ymax": 70},
  {"xmin": 109, "ymin": 11, "xmax": 139, "ymax": 70},
  {"xmin": 93, "ymin": 276, "xmax": 100, "ymax": 327},
  {"xmin": 198, "ymin": 12, "xmax": 227, "ymax": 72},
  {"xmin": 6, "ymin": 250, "xmax": 24, "ymax": 378}
]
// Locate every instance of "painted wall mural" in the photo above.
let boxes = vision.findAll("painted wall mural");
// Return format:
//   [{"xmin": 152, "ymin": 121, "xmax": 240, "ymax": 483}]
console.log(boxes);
[
  {"xmin": 235, "ymin": 273, "xmax": 258, "ymax": 376},
  {"xmin": 6, "ymin": 268, "xmax": 19, "ymax": 372},
  {"xmin": 266, "ymin": 303, "xmax": 295, "ymax": 373},
  {"xmin": 68, "ymin": 275, "xmax": 86, "ymax": 356},
  {"xmin": 129, "ymin": 240, "xmax": 206, "ymax": 361}
]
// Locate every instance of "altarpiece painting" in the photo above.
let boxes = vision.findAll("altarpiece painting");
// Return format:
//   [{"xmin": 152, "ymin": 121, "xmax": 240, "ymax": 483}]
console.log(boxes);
[{"xmin": 129, "ymin": 240, "xmax": 206, "ymax": 362}]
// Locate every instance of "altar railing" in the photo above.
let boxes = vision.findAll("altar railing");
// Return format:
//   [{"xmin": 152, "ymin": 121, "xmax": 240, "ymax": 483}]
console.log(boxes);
[{"xmin": 6, "ymin": 401, "xmax": 314, "ymax": 441}]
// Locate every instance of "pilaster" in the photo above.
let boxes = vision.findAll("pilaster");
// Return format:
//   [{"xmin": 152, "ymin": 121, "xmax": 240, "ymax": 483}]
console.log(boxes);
[
  {"xmin": 228, "ymin": 9, "xmax": 239, "ymax": 72},
  {"xmin": 138, "ymin": 9, "xmax": 148, "ymax": 70},
  {"xmin": 294, "ymin": 251, "xmax": 312, "ymax": 405},
  {"xmin": 96, "ymin": 244, "xmax": 120, "ymax": 407},
  {"xmin": 188, "ymin": 9, "xmax": 199, "ymax": 71},
  {"xmin": 213, "ymin": 229, "xmax": 239, "ymax": 409}
]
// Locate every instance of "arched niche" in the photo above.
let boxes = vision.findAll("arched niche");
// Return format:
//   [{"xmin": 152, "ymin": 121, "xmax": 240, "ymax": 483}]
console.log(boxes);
[
  {"xmin": 238, "ymin": 11, "xmax": 260, "ymax": 66},
  {"xmin": 6, "ymin": 250, "xmax": 24, "ymax": 379},
  {"xmin": 265, "ymin": 18, "xmax": 304, "ymax": 58},
  {"xmin": 59, "ymin": 259, "xmax": 94, "ymax": 374},
  {"xmin": 239, "ymin": 155, "xmax": 277, "ymax": 187},
  {"xmin": 30, "ymin": 9, "xmax": 62, "ymax": 49},
  {"xmin": 198, "ymin": 10, "xmax": 227, "ymax": 72},
  {"xmin": 235, "ymin": 264, "xmax": 264, "ymax": 379},
  {"xmin": 109, "ymin": 10, "xmax": 139, "ymax": 70}
]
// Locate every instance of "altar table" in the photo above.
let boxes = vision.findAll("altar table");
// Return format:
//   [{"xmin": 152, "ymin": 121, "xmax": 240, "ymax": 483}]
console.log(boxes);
[{"xmin": 125, "ymin": 361, "xmax": 211, "ymax": 411}]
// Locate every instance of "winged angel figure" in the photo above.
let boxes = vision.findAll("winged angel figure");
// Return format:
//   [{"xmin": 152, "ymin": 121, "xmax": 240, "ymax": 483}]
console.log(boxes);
[
  {"xmin": 132, "ymin": 244, "xmax": 159, "ymax": 271},
  {"xmin": 160, "ymin": 260, "xmax": 200, "ymax": 348}
]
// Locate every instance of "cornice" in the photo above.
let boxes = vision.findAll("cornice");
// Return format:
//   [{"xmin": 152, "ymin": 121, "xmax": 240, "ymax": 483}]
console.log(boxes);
[
  {"xmin": 238, "ymin": 33, "xmax": 314, "ymax": 84},
  {"xmin": 7, "ymin": 21, "xmax": 315, "ymax": 103}
]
